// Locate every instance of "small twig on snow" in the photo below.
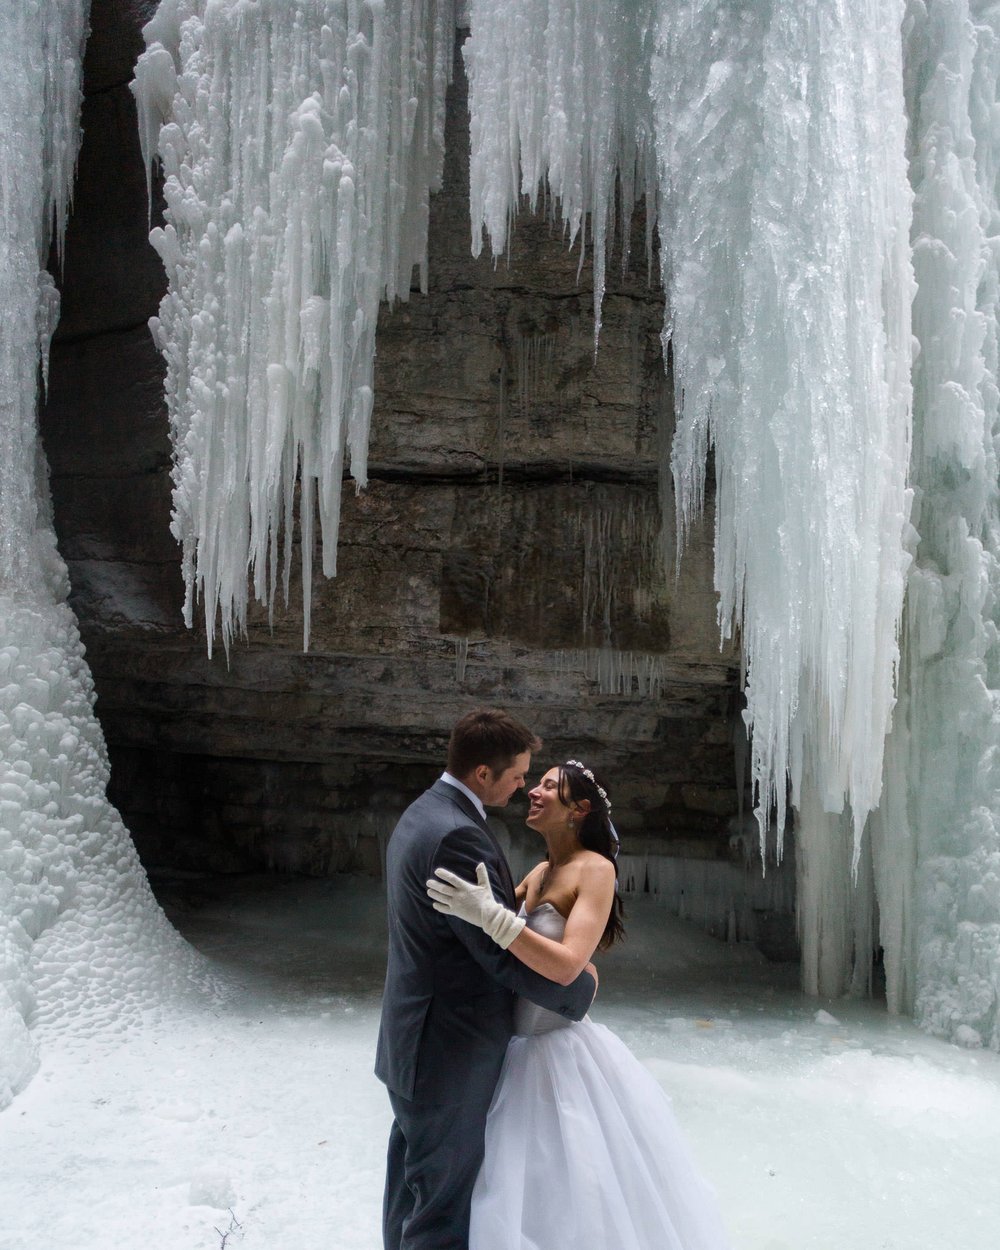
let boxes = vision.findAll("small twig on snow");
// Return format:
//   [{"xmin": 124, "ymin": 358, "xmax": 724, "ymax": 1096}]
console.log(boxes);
[{"xmin": 214, "ymin": 1209, "xmax": 243, "ymax": 1249}]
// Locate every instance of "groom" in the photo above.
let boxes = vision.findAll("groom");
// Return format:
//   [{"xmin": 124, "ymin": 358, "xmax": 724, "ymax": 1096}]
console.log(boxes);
[{"xmin": 375, "ymin": 708, "xmax": 596, "ymax": 1250}]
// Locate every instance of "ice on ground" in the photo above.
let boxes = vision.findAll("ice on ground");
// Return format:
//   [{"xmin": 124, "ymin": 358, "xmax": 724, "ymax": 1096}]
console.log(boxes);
[
  {"xmin": 0, "ymin": 599, "xmax": 210, "ymax": 1052},
  {"xmin": 1, "ymin": 876, "xmax": 997, "ymax": 1250},
  {"xmin": 188, "ymin": 1165, "xmax": 237, "ymax": 1210}
]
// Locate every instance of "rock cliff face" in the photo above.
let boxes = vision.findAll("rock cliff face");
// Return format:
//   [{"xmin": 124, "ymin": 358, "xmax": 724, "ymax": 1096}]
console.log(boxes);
[{"xmin": 40, "ymin": 3, "xmax": 768, "ymax": 928}]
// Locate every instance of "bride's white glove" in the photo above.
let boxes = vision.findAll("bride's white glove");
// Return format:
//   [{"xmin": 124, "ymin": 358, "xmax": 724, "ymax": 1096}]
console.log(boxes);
[{"xmin": 427, "ymin": 862, "xmax": 526, "ymax": 949}]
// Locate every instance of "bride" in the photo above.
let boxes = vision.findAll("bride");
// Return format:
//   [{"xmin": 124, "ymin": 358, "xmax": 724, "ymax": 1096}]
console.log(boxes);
[{"xmin": 427, "ymin": 760, "xmax": 735, "ymax": 1250}]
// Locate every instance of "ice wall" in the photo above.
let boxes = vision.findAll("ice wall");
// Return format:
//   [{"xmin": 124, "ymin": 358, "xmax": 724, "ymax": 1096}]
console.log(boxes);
[
  {"xmin": 0, "ymin": 0, "xmax": 196, "ymax": 1108},
  {"xmin": 877, "ymin": 0, "xmax": 1000, "ymax": 1046},
  {"xmin": 132, "ymin": 0, "xmax": 456, "ymax": 653}
]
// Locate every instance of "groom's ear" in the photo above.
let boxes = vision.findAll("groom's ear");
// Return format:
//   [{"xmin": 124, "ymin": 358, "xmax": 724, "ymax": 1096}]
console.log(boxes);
[{"xmin": 473, "ymin": 763, "xmax": 491, "ymax": 787}]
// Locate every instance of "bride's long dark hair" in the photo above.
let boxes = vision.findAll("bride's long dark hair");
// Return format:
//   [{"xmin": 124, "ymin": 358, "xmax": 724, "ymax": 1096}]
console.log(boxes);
[{"xmin": 558, "ymin": 762, "xmax": 626, "ymax": 949}]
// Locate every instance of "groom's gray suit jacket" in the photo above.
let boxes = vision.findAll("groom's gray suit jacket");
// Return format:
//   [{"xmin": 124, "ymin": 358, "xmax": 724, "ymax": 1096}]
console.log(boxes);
[{"xmin": 375, "ymin": 779, "xmax": 595, "ymax": 1101}]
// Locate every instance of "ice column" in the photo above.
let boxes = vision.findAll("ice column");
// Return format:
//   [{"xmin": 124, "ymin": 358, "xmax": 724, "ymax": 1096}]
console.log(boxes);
[
  {"xmin": 653, "ymin": 2, "xmax": 914, "ymax": 856},
  {"xmin": 879, "ymin": 0, "xmax": 1000, "ymax": 1046},
  {"xmin": 132, "ymin": 0, "xmax": 455, "ymax": 653},
  {"xmin": 0, "ymin": 0, "xmax": 197, "ymax": 1108}
]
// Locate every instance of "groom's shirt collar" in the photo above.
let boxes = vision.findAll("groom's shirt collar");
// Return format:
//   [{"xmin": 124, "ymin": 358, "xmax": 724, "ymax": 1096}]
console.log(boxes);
[{"xmin": 440, "ymin": 771, "xmax": 487, "ymax": 823}]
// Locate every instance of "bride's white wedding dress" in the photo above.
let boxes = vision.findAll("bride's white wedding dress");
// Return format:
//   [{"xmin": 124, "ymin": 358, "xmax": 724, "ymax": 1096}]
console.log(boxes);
[{"xmin": 470, "ymin": 904, "xmax": 734, "ymax": 1250}]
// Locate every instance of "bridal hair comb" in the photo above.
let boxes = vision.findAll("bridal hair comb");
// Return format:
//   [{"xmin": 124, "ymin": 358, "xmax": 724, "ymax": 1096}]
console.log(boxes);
[{"xmin": 565, "ymin": 759, "xmax": 612, "ymax": 814}]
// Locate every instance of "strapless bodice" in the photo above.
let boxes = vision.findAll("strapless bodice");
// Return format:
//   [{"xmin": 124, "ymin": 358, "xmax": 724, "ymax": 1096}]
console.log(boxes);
[{"xmin": 513, "ymin": 903, "xmax": 578, "ymax": 1037}]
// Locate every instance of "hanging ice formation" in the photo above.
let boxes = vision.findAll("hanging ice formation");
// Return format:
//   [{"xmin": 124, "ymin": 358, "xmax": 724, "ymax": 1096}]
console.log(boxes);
[
  {"xmin": 465, "ymin": 0, "xmax": 1000, "ymax": 1043},
  {"xmin": 464, "ymin": 0, "xmax": 657, "ymax": 349},
  {"xmin": 0, "ymin": 0, "xmax": 199, "ymax": 1108},
  {"xmin": 132, "ymin": 0, "xmax": 456, "ymax": 653}
]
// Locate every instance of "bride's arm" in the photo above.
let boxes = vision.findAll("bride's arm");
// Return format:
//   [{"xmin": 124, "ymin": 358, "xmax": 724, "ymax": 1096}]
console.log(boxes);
[{"xmin": 506, "ymin": 858, "xmax": 616, "ymax": 986}]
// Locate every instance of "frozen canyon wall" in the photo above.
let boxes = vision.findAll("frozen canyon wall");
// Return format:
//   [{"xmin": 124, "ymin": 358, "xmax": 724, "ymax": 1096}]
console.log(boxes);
[{"xmin": 41, "ymin": 0, "xmax": 1000, "ymax": 1049}]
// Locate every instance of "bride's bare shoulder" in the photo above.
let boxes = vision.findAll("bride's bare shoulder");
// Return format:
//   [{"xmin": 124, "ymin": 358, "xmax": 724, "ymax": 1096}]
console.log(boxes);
[{"xmin": 575, "ymin": 850, "xmax": 616, "ymax": 886}]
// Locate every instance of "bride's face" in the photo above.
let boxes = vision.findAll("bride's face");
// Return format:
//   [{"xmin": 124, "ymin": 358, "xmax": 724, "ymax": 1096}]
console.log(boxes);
[{"xmin": 526, "ymin": 767, "xmax": 577, "ymax": 836}]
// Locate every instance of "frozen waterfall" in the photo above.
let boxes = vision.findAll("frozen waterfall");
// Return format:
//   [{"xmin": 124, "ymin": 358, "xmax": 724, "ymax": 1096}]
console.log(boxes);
[
  {"xmin": 463, "ymin": 0, "xmax": 1000, "ymax": 1041},
  {"xmin": 0, "ymin": 0, "xmax": 965, "ymax": 1050},
  {"xmin": 0, "ymin": 0, "xmax": 198, "ymax": 1109}
]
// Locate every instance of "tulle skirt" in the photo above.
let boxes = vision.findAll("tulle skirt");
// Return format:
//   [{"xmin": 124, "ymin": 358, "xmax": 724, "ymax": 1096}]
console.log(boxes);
[{"xmin": 470, "ymin": 1018, "xmax": 734, "ymax": 1250}]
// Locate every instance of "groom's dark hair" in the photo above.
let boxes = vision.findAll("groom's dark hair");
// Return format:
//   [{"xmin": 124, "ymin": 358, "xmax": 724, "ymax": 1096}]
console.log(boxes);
[{"xmin": 447, "ymin": 708, "xmax": 541, "ymax": 778}]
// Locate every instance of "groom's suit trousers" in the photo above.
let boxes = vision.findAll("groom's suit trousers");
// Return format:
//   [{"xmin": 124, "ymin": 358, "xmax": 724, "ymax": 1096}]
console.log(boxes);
[
  {"xmin": 383, "ymin": 1065, "xmax": 500, "ymax": 1250},
  {"xmin": 376, "ymin": 780, "xmax": 595, "ymax": 1250}
]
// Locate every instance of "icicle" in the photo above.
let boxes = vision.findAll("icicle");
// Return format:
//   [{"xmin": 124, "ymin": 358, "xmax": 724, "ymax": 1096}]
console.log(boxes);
[
  {"xmin": 464, "ymin": 0, "xmax": 657, "ymax": 348},
  {"xmin": 132, "ymin": 0, "xmax": 456, "ymax": 653},
  {"xmin": 619, "ymin": 847, "xmax": 795, "ymax": 946},
  {"xmin": 556, "ymin": 648, "xmax": 667, "ymax": 699},
  {"xmin": 576, "ymin": 495, "xmax": 660, "ymax": 648},
  {"xmin": 515, "ymin": 329, "xmax": 558, "ymax": 415},
  {"xmin": 795, "ymin": 784, "xmax": 873, "ymax": 997},
  {"xmin": 454, "ymin": 635, "xmax": 469, "ymax": 682},
  {"xmin": 0, "ymin": 0, "xmax": 89, "ymax": 596},
  {"xmin": 35, "ymin": 272, "xmax": 60, "ymax": 401}
]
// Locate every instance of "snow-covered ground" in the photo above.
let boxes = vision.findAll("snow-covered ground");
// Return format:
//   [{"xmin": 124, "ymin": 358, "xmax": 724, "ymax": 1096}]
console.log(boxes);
[{"xmin": 1, "ymin": 875, "xmax": 997, "ymax": 1250}]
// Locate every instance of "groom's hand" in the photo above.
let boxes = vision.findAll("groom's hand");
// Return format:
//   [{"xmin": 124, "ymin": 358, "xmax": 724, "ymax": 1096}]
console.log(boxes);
[
  {"xmin": 427, "ymin": 862, "xmax": 527, "ymax": 950},
  {"xmin": 585, "ymin": 961, "xmax": 599, "ymax": 1000}
]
